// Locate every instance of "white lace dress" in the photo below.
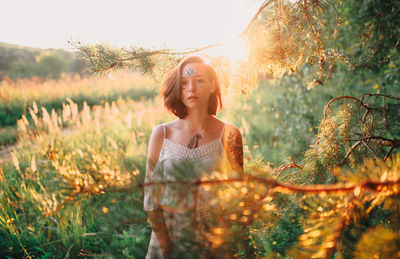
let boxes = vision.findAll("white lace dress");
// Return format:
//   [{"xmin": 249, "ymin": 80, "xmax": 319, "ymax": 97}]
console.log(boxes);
[{"xmin": 143, "ymin": 123, "xmax": 232, "ymax": 258}]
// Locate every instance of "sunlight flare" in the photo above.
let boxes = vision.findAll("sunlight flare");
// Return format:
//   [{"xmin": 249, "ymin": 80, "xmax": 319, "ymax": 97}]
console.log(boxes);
[{"xmin": 205, "ymin": 37, "xmax": 247, "ymax": 62}]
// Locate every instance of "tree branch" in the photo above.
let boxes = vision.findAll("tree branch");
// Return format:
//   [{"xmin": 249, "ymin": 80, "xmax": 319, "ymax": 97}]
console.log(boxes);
[
  {"xmin": 71, "ymin": 1, "xmax": 278, "ymax": 74},
  {"xmin": 276, "ymin": 156, "xmax": 303, "ymax": 178},
  {"xmin": 238, "ymin": 0, "xmax": 277, "ymax": 37}
]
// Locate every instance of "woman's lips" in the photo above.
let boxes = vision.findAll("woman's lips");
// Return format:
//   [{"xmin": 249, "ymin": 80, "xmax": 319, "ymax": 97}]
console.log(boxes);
[{"xmin": 188, "ymin": 96, "xmax": 198, "ymax": 101}]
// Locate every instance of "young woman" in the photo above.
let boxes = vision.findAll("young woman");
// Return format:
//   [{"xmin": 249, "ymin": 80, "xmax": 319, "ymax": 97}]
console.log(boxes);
[{"xmin": 143, "ymin": 55, "xmax": 244, "ymax": 258}]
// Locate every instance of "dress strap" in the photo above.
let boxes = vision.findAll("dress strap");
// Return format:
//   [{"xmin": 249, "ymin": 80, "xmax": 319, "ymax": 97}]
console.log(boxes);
[
  {"xmin": 219, "ymin": 122, "xmax": 226, "ymax": 140},
  {"xmin": 162, "ymin": 123, "xmax": 166, "ymax": 139},
  {"xmin": 157, "ymin": 124, "xmax": 167, "ymax": 161}
]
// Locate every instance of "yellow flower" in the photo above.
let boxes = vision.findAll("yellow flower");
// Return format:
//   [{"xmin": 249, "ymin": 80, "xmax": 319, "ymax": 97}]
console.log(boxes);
[{"xmin": 373, "ymin": 84, "xmax": 380, "ymax": 90}]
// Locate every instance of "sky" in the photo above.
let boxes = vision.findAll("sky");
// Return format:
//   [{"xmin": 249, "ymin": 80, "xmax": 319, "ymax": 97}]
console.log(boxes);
[{"xmin": 1, "ymin": 0, "xmax": 261, "ymax": 53}]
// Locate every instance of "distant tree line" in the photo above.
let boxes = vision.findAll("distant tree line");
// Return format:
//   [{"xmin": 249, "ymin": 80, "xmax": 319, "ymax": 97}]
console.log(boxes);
[{"xmin": 0, "ymin": 42, "xmax": 87, "ymax": 81}]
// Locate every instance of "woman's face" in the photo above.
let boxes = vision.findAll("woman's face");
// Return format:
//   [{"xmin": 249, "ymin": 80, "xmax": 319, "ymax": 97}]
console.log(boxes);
[{"xmin": 180, "ymin": 62, "xmax": 215, "ymax": 110}]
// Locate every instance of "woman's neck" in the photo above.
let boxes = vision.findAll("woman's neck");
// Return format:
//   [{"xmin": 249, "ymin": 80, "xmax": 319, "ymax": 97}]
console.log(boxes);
[{"xmin": 181, "ymin": 108, "xmax": 213, "ymax": 132}]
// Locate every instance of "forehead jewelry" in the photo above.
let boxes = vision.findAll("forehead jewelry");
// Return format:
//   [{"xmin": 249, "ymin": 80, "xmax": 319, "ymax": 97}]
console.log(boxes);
[{"xmin": 183, "ymin": 67, "xmax": 196, "ymax": 78}]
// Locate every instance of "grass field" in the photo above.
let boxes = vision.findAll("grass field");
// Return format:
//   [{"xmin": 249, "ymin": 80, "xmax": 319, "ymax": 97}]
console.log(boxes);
[
  {"xmin": 0, "ymin": 72, "xmax": 157, "ymax": 147},
  {"xmin": 0, "ymin": 73, "xmax": 275, "ymax": 257}
]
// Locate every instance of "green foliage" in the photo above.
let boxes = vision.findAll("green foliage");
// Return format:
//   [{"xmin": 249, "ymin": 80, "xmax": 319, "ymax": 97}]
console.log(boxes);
[
  {"xmin": 336, "ymin": 0, "xmax": 400, "ymax": 68},
  {"xmin": 266, "ymin": 196, "xmax": 304, "ymax": 256},
  {"xmin": 0, "ymin": 42, "xmax": 39, "ymax": 71},
  {"xmin": 0, "ymin": 42, "xmax": 87, "ymax": 81},
  {"xmin": 217, "ymin": 1, "xmax": 400, "ymax": 256},
  {"xmin": 0, "ymin": 97, "xmax": 169, "ymax": 258},
  {"xmin": 354, "ymin": 226, "xmax": 400, "ymax": 259},
  {"xmin": 7, "ymin": 51, "xmax": 67, "ymax": 80},
  {"xmin": 0, "ymin": 73, "xmax": 157, "ymax": 147},
  {"xmin": 0, "ymin": 126, "xmax": 17, "ymax": 148},
  {"xmin": 36, "ymin": 52, "xmax": 68, "ymax": 79}
]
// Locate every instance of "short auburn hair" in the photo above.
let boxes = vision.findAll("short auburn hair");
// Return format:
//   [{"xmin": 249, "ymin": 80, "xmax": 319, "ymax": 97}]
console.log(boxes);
[{"xmin": 160, "ymin": 55, "xmax": 222, "ymax": 119}]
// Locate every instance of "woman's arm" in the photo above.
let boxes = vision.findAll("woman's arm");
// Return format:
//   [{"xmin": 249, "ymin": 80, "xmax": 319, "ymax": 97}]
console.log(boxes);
[
  {"xmin": 223, "ymin": 125, "xmax": 244, "ymax": 175},
  {"xmin": 220, "ymin": 125, "xmax": 244, "ymax": 246},
  {"xmin": 145, "ymin": 125, "xmax": 172, "ymax": 256},
  {"xmin": 147, "ymin": 209, "xmax": 172, "ymax": 256}
]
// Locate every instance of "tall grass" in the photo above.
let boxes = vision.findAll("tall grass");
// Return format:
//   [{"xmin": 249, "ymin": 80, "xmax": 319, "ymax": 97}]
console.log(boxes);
[
  {"xmin": 0, "ymin": 72, "xmax": 154, "ymax": 106},
  {"xmin": 0, "ymin": 96, "xmax": 173, "ymax": 258},
  {"xmin": 0, "ymin": 72, "xmax": 158, "ymax": 146}
]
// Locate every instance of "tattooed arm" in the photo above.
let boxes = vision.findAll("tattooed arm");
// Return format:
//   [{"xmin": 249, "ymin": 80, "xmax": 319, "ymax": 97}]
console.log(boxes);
[
  {"xmin": 220, "ymin": 125, "xmax": 244, "ymax": 238},
  {"xmin": 223, "ymin": 125, "xmax": 244, "ymax": 175},
  {"xmin": 145, "ymin": 125, "xmax": 172, "ymax": 256}
]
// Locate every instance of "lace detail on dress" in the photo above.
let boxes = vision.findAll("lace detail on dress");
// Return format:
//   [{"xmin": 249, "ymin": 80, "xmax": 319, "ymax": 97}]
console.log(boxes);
[{"xmin": 161, "ymin": 138, "xmax": 225, "ymax": 161}]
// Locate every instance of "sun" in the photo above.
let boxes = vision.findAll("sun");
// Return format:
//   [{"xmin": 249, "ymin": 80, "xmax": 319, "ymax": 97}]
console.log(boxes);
[
  {"xmin": 202, "ymin": 0, "xmax": 255, "ymax": 62},
  {"xmin": 204, "ymin": 37, "xmax": 247, "ymax": 62},
  {"xmin": 223, "ymin": 37, "xmax": 247, "ymax": 62}
]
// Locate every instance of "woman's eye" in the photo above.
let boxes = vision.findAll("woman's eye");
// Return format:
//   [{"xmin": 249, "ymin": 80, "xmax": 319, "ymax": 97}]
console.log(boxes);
[{"xmin": 198, "ymin": 79, "xmax": 205, "ymax": 83}]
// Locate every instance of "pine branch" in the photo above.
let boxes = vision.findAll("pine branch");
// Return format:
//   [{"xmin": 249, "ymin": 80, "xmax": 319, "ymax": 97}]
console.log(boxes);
[
  {"xmin": 70, "ymin": 0, "xmax": 352, "ymax": 79},
  {"xmin": 68, "ymin": 0, "xmax": 276, "ymax": 73},
  {"xmin": 276, "ymin": 156, "xmax": 303, "ymax": 179},
  {"xmin": 318, "ymin": 96, "xmax": 371, "ymax": 143},
  {"xmin": 40, "ymin": 168, "xmax": 400, "ymax": 217},
  {"xmin": 238, "ymin": 0, "xmax": 277, "ymax": 37}
]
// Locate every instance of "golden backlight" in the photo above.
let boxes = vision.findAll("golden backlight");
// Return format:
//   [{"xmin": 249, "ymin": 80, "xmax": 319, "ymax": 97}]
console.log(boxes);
[
  {"xmin": 204, "ymin": 37, "xmax": 247, "ymax": 62},
  {"xmin": 2, "ymin": 0, "xmax": 260, "ymax": 62}
]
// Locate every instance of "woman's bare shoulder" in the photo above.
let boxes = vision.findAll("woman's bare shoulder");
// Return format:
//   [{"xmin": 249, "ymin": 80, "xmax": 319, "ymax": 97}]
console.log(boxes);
[
  {"xmin": 221, "ymin": 121, "xmax": 241, "ymax": 137},
  {"xmin": 150, "ymin": 124, "xmax": 165, "ymax": 140},
  {"xmin": 147, "ymin": 124, "xmax": 166, "ymax": 159},
  {"xmin": 149, "ymin": 119, "xmax": 180, "ymax": 141},
  {"xmin": 212, "ymin": 117, "xmax": 227, "ymax": 129},
  {"xmin": 145, "ymin": 125, "xmax": 166, "ymax": 176},
  {"xmin": 163, "ymin": 119, "xmax": 180, "ymax": 127}
]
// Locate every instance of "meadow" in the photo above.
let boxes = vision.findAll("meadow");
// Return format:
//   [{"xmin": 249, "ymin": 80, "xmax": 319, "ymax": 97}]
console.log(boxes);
[
  {"xmin": 0, "ymin": 84, "xmax": 163, "ymax": 257},
  {"xmin": 0, "ymin": 72, "xmax": 267, "ymax": 258},
  {"xmin": 0, "ymin": 67, "xmax": 311, "ymax": 257},
  {"xmin": 1, "ymin": 65, "xmax": 399, "ymax": 258},
  {"xmin": 0, "ymin": 72, "xmax": 157, "ymax": 147}
]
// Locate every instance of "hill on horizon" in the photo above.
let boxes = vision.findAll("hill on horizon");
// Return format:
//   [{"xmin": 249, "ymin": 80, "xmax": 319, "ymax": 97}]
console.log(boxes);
[{"xmin": 0, "ymin": 41, "xmax": 86, "ymax": 80}]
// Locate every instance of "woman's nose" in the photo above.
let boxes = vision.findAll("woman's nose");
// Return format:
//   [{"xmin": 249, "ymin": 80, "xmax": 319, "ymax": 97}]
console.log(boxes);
[{"xmin": 187, "ymin": 80, "xmax": 195, "ymax": 91}]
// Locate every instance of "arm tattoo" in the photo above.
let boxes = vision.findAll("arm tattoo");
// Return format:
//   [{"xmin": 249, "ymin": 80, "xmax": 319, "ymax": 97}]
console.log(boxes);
[
  {"xmin": 187, "ymin": 134, "xmax": 202, "ymax": 149},
  {"xmin": 226, "ymin": 131, "xmax": 244, "ymax": 170}
]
